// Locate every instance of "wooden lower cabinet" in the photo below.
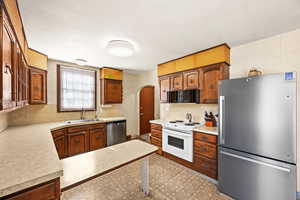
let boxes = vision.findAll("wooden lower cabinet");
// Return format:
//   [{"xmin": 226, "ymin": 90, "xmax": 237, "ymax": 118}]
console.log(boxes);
[
  {"xmin": 193, "ymin": 131, "xmax": 218, "ymax": 179},
  {"xmin": 51, "ymin": 123, "xmax": 107, "ymax": 159},
  {"xmin": 3, "ymin": 178, "xmax": 60, "ymax": 200},
  {"xmin": 150, "ymin": 123, "xmax": 163, "ymax": 155},
  {"xmin": 89, "ymin": 128, "xmax": 106, "ymax": 151}
]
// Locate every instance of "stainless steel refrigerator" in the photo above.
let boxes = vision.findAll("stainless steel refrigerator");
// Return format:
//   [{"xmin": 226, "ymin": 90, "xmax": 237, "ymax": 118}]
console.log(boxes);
[{"xmin": 218, "ymin": 72, "xmax": 297, "ymax": 200}]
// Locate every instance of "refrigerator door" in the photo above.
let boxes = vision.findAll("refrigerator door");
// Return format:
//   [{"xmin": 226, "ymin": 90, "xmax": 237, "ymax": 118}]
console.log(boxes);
[
  {"xmin": 219, "ymin": 73, "xmax": 297, "ymax": 163},
  {"xmin": 218, "ymin": 147, "xmax": 296, "ymax": 200}
]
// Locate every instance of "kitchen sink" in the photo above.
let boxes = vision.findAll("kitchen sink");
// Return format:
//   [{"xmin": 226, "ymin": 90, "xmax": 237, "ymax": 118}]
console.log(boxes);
[{"xmin": 65, "ymin": 119, "xmax": 100, "ymax": 124}]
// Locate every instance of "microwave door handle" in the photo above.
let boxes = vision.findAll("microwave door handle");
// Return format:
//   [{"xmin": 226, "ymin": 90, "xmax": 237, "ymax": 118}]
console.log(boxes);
[{"xmin": 219, "ymin": 96, "xmax": 225, "ymax": 145}]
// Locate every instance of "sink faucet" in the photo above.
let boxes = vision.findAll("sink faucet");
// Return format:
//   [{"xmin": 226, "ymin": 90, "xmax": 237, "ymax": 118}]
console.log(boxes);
[{"xmin": 80, "ymin": 108, "xmax": 85, "ymax": 120}]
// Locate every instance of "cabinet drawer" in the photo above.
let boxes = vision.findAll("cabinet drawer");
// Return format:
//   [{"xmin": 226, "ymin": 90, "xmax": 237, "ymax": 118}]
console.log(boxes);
[
  {"xmin": 51, "ymin": 129, "xmax": 65, "ymax": 138},
  {"xmin": 150, "ymin": 123, "xmax": 162, "ymax": 131},
  {"xmin": 5, "ymin": 179, "xmax": 60, "ymax": 200},
  {"xmin": 151, "ymin": 129, "xmax": 162, "ymax": 139},
  {"xmin": 194, "ymin": 132, "xmax": 217, "ymax": 144},
  {"xmin": 90, "ymin": 129, "xmax": 106, "ymax": 151},
  {"xmin": 194, "ymin": 155, "xmax": 217, "ymax": 179},
  {"xmin": 68, "ymin": 126, "xmax": 89, "ymax": 133},
  {"xmin": 150, "ymin": 136, "xmax": 162, "ymax": 147},
  {"xmin": 194, "ymin": 140, "xmax": 217, "ymax": 160},
  {"xmin": 89, "ymin": 123, "xmax": 105, "ymax": 129}
]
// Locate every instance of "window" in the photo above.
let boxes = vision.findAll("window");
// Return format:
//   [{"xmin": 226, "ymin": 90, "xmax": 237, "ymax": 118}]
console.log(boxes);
[{"xmin": 57, "ymin": 65, "xmax": 96, "ymax": 112}]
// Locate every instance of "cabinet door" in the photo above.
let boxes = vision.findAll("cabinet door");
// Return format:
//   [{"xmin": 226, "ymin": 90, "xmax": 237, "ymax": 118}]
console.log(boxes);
[
  {"xmin": 21, "ymin": 56, "xmax": 28, "ymax": 103},
  {"xmin": 159, "ymin": 76, "xmax": 170, "ymax": 103},
  {"xmin": 170, "ymin": 73, "xmax": 183, "ymax": 91},
  {"xmin": 1, "ymin": 21, "xmax": 15, "ymax": 110},
  {"xmin": 68, "ymin": 131, "xmax": 88, "ymax": 156},
  {"xmin": 29, "ymin": 67, "xmax": 47, "ymax": 104},
  {"xmin": 102, "ymin": 79, "xmax": 122, "ymax": 104},
  {"xmin": 53, "ymin": 135, "xmax": 65, "ymax": 159},
  {"xmin": 199, "ymin": 64, "xmax": 229, "ymax": 104},
  {"xmin": 183, "ymin": 70, "xmax": 199, "ymax": 90},
  {"xmin": 89, "ymin": 128, "xmax": 106, "ymax": 151}
]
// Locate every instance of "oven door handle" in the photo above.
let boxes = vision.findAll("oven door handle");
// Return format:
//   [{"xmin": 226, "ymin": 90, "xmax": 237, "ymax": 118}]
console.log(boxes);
[{"xmin": 163, "ymin": 129, "xmax": 191, "ymax": 138}]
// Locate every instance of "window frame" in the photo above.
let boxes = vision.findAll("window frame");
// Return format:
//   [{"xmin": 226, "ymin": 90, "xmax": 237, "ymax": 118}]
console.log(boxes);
[{"xmin": 57, "ymin": 64, "xmax": 97, "ymax": 112}]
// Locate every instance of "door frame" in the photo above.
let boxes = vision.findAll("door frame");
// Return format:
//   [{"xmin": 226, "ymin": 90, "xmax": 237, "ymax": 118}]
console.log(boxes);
[{"xmin": 138, "ymin": 85, "xmax": 155, "ymax": 135}]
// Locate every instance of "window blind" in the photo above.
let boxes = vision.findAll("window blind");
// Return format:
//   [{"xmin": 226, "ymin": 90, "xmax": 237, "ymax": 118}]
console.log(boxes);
[{"xmin": 58, "ymin": 66, "xmax": 96, "ymax": 111}]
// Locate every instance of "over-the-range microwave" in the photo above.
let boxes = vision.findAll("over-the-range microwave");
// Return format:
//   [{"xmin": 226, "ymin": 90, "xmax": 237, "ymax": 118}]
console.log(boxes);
[{"xmin": 167, "ymin": 89, "xmax": 200, "ymax": 104}]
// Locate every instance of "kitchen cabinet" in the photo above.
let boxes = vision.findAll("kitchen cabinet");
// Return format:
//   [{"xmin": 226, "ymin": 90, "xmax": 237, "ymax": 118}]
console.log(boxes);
[
  {"xmin": 170, "ymin": 73, "xmax": 183, "ymax": 91},
  {"xmin": 1, "ymin": 10, "xmax": 15, "ymax": 110},
  {"xmin": 199, "ymin": 63, "xmax": 229, "ymax": 104},
  {"xmin": 101, "ymin": 79, "xmax": 122, "ymax": 104},
  {"xmin": 28, "ymin": 67, "xmax": 47, "ymax": 104},
  {"xmin": 90, "ymin": 128, "xmax": 106, "ymax": 151},
  {"xmin": 51, "ymin": 123, "xmax": 107, "ymax": 159},
  {"xmin": 175, "ymin": 55, "xmax": 195, "ymax": 72},
  {"xmin": 150, "ymin": 123, "xmax": 163, "ymax": 155},
  {"xmin": 183, "ymin": 70, "xmax": 199, "ymax": 90},
  {"xmin": 67, "ymin": 126, "xmax": 89, "ymax": 156},
  {"xmin": 2, "ymin": 178, "xmax": 60, "ymax": 200},
  {"xmin": 193, "ymin": 131, "xmax": 218, "ymax": 179},
  {"xmin": 159, "ymin": 76, "xmax": 170, "ymax": 103}
]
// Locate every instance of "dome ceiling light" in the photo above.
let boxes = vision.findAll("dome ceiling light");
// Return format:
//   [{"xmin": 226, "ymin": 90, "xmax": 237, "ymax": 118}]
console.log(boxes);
[
  {"xmin": 106, "ymin": 40, "xmax": 135, "ymax": 57},
  {"xmin": 75, "ymin": 58, "xmax": 87, "ymax": 66}
]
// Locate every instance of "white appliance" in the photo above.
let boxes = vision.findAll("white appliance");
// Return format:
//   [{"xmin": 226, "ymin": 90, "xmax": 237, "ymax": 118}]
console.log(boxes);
[{"xmin": 162, "ymin": 121, "xmax": 200, "ymax": 162}]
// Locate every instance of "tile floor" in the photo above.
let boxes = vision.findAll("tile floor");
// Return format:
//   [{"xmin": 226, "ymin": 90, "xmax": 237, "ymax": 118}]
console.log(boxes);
[{"xmin": 62, "ymin": 154, "xmax": 232, "ymax": 200}]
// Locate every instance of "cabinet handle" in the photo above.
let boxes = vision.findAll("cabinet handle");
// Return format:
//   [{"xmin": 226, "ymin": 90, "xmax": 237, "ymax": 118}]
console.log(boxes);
[{"xmin": 4, "ymin": 64, "xmax": 13, "ymax": 75}]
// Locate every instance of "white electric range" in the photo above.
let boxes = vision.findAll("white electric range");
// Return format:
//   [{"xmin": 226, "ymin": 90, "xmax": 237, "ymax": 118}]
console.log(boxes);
[{"xmin": 162, "ymin": 120, "xmax": 201, "ymax": 162}]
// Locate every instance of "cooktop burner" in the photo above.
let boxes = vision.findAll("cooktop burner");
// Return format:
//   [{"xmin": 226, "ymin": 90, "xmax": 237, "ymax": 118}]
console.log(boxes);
[{"xmin": 184, "ymin": 122, "xmax": 201, "ymax": 126}]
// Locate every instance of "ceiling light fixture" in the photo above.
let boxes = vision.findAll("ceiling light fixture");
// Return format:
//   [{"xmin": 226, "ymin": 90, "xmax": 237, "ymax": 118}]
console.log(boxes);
[
  {"xmin": 106, "ymin": 40, "xmax": 135, "ymax": 57},
  {"xmin": 74, "ymin": 58, "xmax": 87, "ymax": 66}
]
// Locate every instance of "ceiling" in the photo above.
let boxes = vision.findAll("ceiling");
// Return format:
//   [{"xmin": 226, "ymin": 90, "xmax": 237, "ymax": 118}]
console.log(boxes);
[{"xmin": 18, "ymin": 0, "xmax": 300, "ymax": 71}]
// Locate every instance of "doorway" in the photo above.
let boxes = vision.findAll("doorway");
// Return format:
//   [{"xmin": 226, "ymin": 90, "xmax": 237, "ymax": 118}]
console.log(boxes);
[{"xmin": 139, "ymin": 86, "xmax": 154, "ymax": 135}]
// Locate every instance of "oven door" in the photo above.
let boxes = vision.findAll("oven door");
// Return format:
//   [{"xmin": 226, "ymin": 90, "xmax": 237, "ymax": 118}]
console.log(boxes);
[{"xmin": 162, "ymin": 128, "xmax": 193, "ymax": 162}]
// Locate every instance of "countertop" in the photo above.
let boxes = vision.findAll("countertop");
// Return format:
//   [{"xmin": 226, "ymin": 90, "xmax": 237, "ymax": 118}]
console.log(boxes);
[
  {"xmin": 61, "ymin": 140, "xmax": 158, "ymax": 190},
  {"xmin": 149, "ymin": 120, "xmax": 218, "ymax": 135},
  {"xmin": 0, "ymin": 116, "xmax": 126, "ymax": 197}
]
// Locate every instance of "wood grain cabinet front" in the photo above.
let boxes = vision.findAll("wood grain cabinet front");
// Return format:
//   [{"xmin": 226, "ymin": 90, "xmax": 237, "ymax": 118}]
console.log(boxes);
[
  {"xmin": 159, "ymin": 76, "xmax": 170, "ymax": 103},
  {"xmin": 183, "ymin": 70, "xmax": 199, "ymax": 90},
  {"xmin": 150, "ymin": 123, "xmax": 163, "ymax": 155},
  {"xmin": 101, "ymin": 79, "xmax": 122, "ymax": 104},
  {"xmin": 3, "ymin": 178, "xmax": 60, "ymax": 200},
  {"xmin": 68, "ymin": 131, "xmax": 89, "ymax": 156},
  {"xmin": 53, "ymin": 135, "xmax": 66, "ymax": 159},
  {"xmin": 28, "ymin": 67, "xmax": 47, "ymax": 104},
  {"xmin": 89, "ymin": 128, "xmax": 106, "ymax": 151},
  {"xmin": 170, "ymin": 73, "xmax": 183, "ymax": 91}
]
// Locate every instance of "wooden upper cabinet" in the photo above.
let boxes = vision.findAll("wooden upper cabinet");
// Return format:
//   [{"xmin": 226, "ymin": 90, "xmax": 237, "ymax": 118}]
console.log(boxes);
[
  {"xmin": 175, "ymin": 55, "xmax": 195, "ymax": 72},
  {"xmin": 170, "ymin": 73, "xmax": 183, "ymax": 91},
  {"xmin": 157, "ymin": 62, "xmax": 176, "ymax": 77},
  {"xmin": 199, "ymin": 63, "xmax": 229, "ymax": 104},
  {"xmin": 28, "ymin": 67, "xmax": 47, "ymax": 104},
  {"xmin": 159, "ymin": 76, "xmax": 170, "ymax": 103},
  {"xmin": 1, "ymin": 14, "xmax": 15, "ymax": 110},
  {"xmin": 100, "ymin": 67, "xmax": 122, "ymax": 80},
  {"xmin": 27, "ymin": 48, "xmax": 48, "ymax": 70},
  {"xmin": 183, "ymin": 70, "xmax": 199, "ymax": 90},
  {"xmin": 101, "ymin": 79, "xmax": 122, "ymax": 104}
]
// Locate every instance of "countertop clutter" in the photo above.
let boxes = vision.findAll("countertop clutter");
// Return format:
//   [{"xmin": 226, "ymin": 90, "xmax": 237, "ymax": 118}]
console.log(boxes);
[
  {"xmin": 149, "ymin": 120, "xmax": 218, "ymax": 135},
  {"xmin": 0, "ymin": 117, "xmax": 125, "ymax": 197}
]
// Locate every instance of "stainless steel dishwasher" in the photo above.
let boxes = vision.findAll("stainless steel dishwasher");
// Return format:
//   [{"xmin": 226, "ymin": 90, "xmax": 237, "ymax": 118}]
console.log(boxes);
[{"xmin": 106, "ymin": 120, "xmax": 126, "ymax": 146}]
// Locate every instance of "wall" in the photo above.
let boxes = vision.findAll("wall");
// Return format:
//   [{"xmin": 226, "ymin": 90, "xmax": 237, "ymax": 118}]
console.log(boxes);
[
  {"xmin": 8, "ymin": 59, "xmax": 144, "ymax": 136},
  {"xmin": 229, "ymin": 28, "xmax": 300, "ymax": 192}
]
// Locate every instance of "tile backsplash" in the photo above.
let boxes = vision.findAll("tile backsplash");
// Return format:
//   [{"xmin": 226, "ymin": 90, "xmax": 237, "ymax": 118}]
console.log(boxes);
[{"xmin": 160, "ymin": 103, "xmax": 218, "ymax": 123}]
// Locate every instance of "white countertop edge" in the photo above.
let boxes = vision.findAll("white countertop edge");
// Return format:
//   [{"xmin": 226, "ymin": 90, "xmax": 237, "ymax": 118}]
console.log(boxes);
[
  {"xmin": 193, "ymin": 128, "xmax": 218, "ymax": 136},
  {"xmin": 0, "ymin": 170, "xmax": 63, "ymax": 197}
]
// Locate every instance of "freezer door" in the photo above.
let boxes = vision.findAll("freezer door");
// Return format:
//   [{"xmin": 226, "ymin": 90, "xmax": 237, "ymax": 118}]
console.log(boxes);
[
  {"xmin": 218, "ymin": 147, "xmax": 296, "ymax": 200},
  {"xmin": 219, "ymin": 73, "xmax": 297, "ymax": 163}
]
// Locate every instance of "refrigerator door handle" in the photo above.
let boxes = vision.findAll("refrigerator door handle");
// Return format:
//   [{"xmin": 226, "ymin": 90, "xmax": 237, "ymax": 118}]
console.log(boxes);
[
  {"xmin": 219, "ymin": 96, "xmax": 225, "ymax": 144},
  {"xmin": 220, "ymin": 151, "xmax": 291, "ymax": 173}
]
